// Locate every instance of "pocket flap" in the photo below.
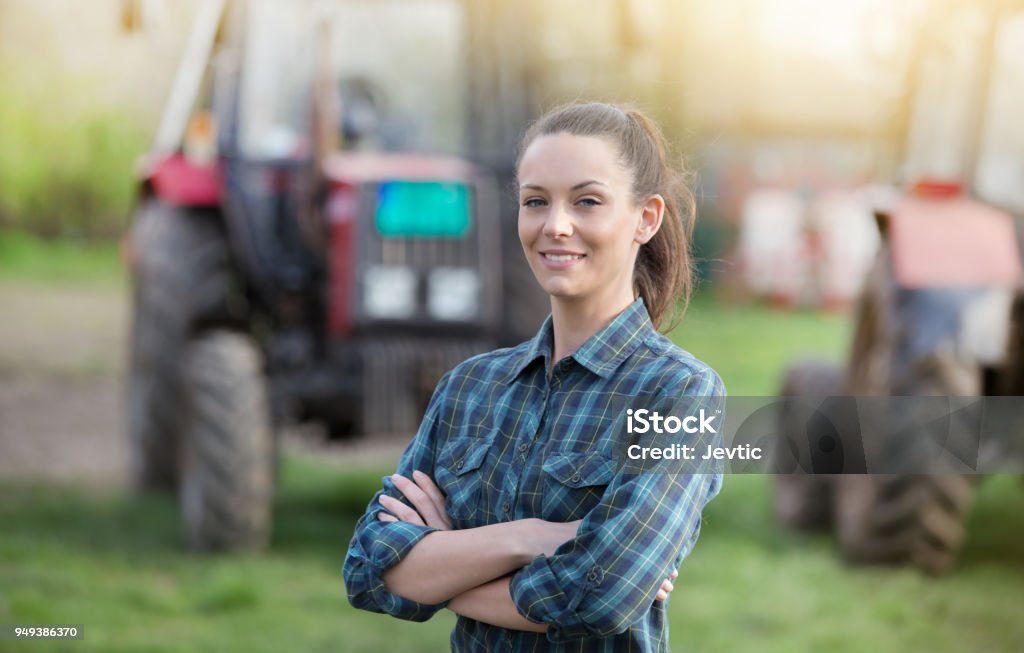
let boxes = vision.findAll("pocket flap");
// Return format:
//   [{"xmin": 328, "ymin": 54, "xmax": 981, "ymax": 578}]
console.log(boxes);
[
  {"xmin": 440, "ymin": 438, "xmax": 490, "ymax": 477},
  {"xmin": 543, "ymin": 451, "xmax": 616, "ymax": 488}
]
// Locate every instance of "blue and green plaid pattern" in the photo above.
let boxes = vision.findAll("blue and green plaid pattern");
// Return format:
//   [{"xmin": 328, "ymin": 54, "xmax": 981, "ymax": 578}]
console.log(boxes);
[{"xmin": 344, "ymin": 297, "xmax": 725, "ymax": 651}]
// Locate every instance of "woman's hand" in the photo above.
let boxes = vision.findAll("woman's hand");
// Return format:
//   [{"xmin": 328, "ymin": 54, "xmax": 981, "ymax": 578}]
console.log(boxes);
[{"xmin": 377, "ymin": 470, "xmax": 453, "ymax": 530}]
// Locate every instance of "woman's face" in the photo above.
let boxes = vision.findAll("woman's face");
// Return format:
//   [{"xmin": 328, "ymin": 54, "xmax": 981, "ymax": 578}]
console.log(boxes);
[{"xmin": 517, "ymin": 133, "xmax": 662, "ymax": 306}]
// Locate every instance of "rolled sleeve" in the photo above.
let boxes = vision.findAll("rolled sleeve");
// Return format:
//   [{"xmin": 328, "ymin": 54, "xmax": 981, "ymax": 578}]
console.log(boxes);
[
  {"xmin": 343, "ymin": 506, "xmax": 446, "ymax": 620},
  {"xmin": 342, "ymin": 372, "xmax": 452, "ymax": 621},
  {"xmin": 510, "ymin": 372, "xmax": 726, "ymax": 642}
]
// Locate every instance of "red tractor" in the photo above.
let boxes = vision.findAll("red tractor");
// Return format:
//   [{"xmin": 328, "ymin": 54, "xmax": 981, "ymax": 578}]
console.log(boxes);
[
  {"xmin": 124, "ymin": 0, "xmax": 545, "ymax": 551},
  {"xmin": 774, "ymin": 0, "xmax": 1024, "ymax": 574}
]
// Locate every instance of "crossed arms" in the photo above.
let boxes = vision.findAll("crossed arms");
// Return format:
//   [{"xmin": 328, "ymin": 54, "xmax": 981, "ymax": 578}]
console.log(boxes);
[
  {"xmin": 344, "ymin": 458, "xmax": 714, "ymax": 642},
  {"xmin": 375, "ymin": 471, "xmax": 678, "ymax": 633}
]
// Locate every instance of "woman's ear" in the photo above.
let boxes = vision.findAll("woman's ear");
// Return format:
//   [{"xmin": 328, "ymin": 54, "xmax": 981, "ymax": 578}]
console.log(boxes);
[{"xmin": 635, "ymin": 194, "xmax": 665, "ymax": 245}]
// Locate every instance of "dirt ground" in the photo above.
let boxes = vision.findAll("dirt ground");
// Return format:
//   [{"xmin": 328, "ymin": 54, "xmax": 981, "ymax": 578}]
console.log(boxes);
[
  {"xmin": 0, "ymin": 279, "xmax": 409, "ymax": 485},
  {"xmin": 0, "ymin": 280, "xmax": 128, "ymax": 483}
]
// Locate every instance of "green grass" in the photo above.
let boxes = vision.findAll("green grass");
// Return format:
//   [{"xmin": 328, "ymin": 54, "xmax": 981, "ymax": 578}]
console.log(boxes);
[
  {"xmin": 671, "ymin": 293, "xmax": 852, "ymax": 395},
  {"xmin": 0, "ymin": 456, "xmax": 458, "ymax": 653},
  {"xmin": 1, "ymin": 459, "xmax": 1022, "ymax": 652},
  {"xmin": 0, "ymin": 230, "xmax": 124, "ymax": 286}
]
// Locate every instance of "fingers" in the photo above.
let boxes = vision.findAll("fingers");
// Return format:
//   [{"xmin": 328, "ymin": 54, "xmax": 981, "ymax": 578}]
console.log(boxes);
[
  {"xmin": 390, "ymin": 474, "xmax": 443, "ymax": 525},
  {"xmin": 655, "ymin": 572, "xmax": 678, "ymax": 602},
  {"xmin": 412, "ymin": 470, "xmax": 452, "ymax": 530},
  {"xmin": 654, "ymin": 581, "xmax": 673, "ymax": 601},
  {"xmin": 376, "ymin": 472, "xmax": 450, "ymax": 529},
  {"xmin": 388, "ymin": 473, "xmax": 454, "ymax": 530},
  {"xmin": 412, "ymin": 470, "xmax": 446, "ymax": 507},
  {"xmin": 377, "ymin": 493, "xmax": 425, "ymax": 526}
]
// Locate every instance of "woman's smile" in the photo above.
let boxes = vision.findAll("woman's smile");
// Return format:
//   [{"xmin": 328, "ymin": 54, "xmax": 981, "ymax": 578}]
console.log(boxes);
[{"xmin": 539, "ymin": 249, "xmax": 587, "ymax": 270}]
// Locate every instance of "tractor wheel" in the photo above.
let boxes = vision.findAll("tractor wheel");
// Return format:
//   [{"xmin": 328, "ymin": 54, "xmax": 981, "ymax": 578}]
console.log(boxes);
[
  {"xmin": 773, "ymin": 360, "xmax": 843, "ymax": 531},
  {"xmin": 128, "ymin": 201, "xmax": 232, "ymax": 491},
  {"xmin": 835, "ymin": 474, "xmax": 975, "ymax": 575},
  {"xmin": 835, "ymin": 346, "xmax": 979, "ymax": 575},
  {"xmin": 179, "ymin": 330, "xmax": 274, "ymax": 552}
]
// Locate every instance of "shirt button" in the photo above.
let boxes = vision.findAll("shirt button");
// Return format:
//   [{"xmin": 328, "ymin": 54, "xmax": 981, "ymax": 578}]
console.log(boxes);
[
  {"xmin": 586, "ymin": 569, "xmax": 598, "ymax": 582},
  {"xmin": 503, "ymin": 502, "xmax": 511, "ymax": 513},
  {"xmin": 518, "ymin": 443, "xmax": 529, "ymax": 453},
  {"xmin": 455, "ymin": 459, "xmax": 464, "ymax": 470},
  {"xmin": 571, "ymin": 472, "xmax": 581, "ymax": 483}
]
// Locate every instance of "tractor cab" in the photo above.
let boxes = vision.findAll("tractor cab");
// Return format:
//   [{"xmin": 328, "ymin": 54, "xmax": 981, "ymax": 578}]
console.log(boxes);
[{"xmin": 126, "ymin": 0, "xmax": 531, "ymax": 551}]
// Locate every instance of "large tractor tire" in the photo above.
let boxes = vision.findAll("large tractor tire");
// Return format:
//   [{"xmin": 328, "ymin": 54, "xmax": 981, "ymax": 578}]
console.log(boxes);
[
  {"xmin": 833, "ymin": 252, "xmax": 979, "ymax": 574},
  {"xmin": 179, "ymin": 330, "xmax": 274, "ymax": 552},
  {"xmin": 774, "ymin": 360, "xmax": 843, "ymax": 531},
  {"xmin": 835, "ymin": 473, "xmax": 975, "ymax": 575},
  {"xmin": 128, "ymin": 201, "xmax": 232, "ymax": 491}
]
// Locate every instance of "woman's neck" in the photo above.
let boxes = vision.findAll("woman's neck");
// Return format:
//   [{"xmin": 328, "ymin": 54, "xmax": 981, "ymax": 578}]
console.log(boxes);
[{"xmin": 549, "ymin": 289, "xmax": 636, "ymax": 372}]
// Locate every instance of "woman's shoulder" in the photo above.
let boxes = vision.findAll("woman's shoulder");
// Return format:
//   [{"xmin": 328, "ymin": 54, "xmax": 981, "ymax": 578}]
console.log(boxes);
[{"xmin": 637, "ymin": 331, "xmax": 727, "ymax": 397}]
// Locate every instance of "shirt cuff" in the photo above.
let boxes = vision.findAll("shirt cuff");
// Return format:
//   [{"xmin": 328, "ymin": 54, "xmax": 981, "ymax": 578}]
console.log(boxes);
[
  {"xmin": 344, "ymin": 519, "xmax": 447, "ymax": 621},
  {"xmin": 509, "ymin": 553, "xmax": 602, "ymax": 642}
]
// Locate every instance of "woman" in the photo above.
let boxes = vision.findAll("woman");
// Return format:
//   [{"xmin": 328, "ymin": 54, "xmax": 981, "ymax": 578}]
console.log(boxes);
[{"xmin": 344, "ymin": 102, "xmax": 725, "ymax": 651}]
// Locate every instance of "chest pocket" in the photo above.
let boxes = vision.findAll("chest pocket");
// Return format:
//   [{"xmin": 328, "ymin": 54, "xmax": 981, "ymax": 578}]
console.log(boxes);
[
  {"xmin": 435, "ymin": 437, "xmax": 493, "ymax": 525},
  {"xmin": 541, "ymin": 450, "xmax": 617, "ymax": 521}
]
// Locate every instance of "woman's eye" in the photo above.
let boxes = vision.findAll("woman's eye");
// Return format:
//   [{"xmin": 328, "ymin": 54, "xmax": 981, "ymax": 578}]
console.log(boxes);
[
  {"xmin": 522, "ymin": 198, "xmax": 546, "ymax": 208},
  {"xmin": 577, "ymin": 197, "xmax": 601, "ymax": 208}
]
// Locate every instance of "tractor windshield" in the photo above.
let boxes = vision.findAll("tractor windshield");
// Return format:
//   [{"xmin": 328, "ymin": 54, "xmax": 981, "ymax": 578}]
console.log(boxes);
[{"xmin": 237, "ymin": 0, "xmax": 319, "ymax": 160}]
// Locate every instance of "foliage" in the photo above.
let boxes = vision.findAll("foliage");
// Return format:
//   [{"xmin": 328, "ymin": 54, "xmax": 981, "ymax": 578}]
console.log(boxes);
[{"xmin": 0, "ymin": 65, "xmax": 146, "ymax": 239}]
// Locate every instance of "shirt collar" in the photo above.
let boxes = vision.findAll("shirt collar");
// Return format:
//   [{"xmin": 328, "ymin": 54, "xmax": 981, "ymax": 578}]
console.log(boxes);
[{"xmin": 505, "ymin": 297, "xmax": 654, "ymax": 383}]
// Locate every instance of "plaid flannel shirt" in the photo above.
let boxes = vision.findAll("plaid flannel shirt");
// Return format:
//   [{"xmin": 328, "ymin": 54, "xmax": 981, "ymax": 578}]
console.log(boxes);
[{"xmin": 343, "ymin": 297, "xmax": 725, "ymax": 651}]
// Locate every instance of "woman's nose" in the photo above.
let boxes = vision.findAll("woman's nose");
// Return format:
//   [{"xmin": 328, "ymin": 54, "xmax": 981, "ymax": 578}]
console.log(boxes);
[{"xmin": 542, "ymin": 204, "xmax": 573, "ymax": 239}]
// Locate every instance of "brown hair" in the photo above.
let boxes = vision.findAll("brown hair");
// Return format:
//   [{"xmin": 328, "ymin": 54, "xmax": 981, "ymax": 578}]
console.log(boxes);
[{"xmin": 515, "ymin": 101, "xmax": 696, "ymax": 331}]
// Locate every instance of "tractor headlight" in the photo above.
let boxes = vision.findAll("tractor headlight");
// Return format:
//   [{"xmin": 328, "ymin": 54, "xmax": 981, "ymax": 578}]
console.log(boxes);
[
  {"xmin": 363, "ymin": 265, "xmax": 416, "ymax": 319},
  {"xmin": 428, "ymin": 267, "xmax": 480, "ymax": 321}
]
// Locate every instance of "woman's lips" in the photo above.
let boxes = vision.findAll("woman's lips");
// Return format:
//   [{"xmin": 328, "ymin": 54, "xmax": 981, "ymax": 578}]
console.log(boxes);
[{"xmin": 540, "ymin": 251, "xmax": 586, "ymax": 270}]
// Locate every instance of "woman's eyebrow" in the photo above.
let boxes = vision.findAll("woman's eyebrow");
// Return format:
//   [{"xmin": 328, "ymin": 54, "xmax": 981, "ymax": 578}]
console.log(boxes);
[{"xmin": 519, "ymin": 180, "xmax": 609, "ymax": 191}]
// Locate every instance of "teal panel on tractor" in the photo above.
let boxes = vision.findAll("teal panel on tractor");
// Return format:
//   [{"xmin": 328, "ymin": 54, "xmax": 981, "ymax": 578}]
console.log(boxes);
[{"xmin": 375, "ymin": 181, "xmax": 471, "ymax": 238}]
